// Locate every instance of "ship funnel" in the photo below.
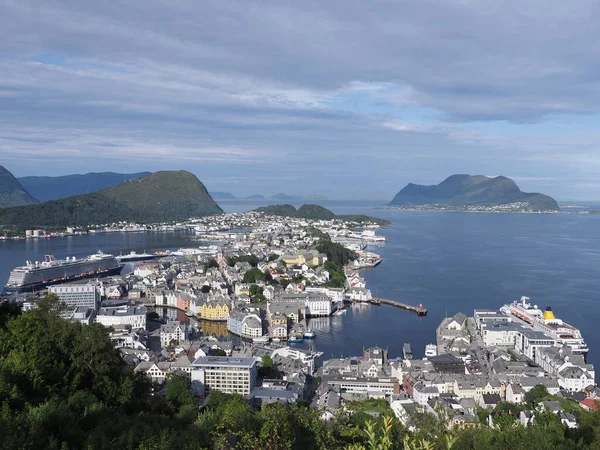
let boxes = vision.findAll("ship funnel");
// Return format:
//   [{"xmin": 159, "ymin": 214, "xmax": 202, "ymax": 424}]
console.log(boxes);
[{"xmin": 544, "ymin": 306, "xmax": 555, "ymax": 321}]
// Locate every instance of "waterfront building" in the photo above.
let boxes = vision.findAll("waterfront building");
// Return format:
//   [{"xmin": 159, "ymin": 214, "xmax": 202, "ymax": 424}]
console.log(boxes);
[
  {"xmin": 160, "ymin": 320, "xmax": 187, "ymax": 347},
  {"xmin": 191, "ymin": 356, "xmax": 258, "ymax": 396},
  {"xmin": 95, "ymin": 305, "xmax": 147, "ymax": 330},
  {"xmin": 227, "ymin": 308, "xmax": 264, "ymax": 338},
  {"xmin": 199, "ymin": 299, "xmax": 231, "ymax": 321},
  {"xmin": 155, "ymin": 290, "xmax": 177, "ymax": 307},
  {"xmin": 515, "ymin": 329, "xmax": 555, "ymax": 360},
  {"xmin": 535, "ymin": 345, "xmax": 595, "ymax": 392},
  {"xmin": 48, "ymin": 282, "xmax": 101, "ymax": 313},
  {"xmin": 481, "ymin": 322, "xmax": 523, "ymax": 347},
  {"xmin": 473, "ymin": 309, "xmax": 510, "ymax": 332},
  {"xmin": 134, "ymin": 262, "xmax": 161, "ymax": 278}
]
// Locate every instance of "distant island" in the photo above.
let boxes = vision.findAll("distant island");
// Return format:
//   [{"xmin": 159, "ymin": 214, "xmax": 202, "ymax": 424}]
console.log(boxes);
[
  {"xmin": 18, "ymin": 171, "xmax": 151, "ymax": 202},
  {"xmin": 0, "ymin": 166, "xmax": 39, "ymax": 208},
  {"xmin": 389, "ymin": 174, "xmax": 560, "ymax": 212},
  {"xmin": 0, "ymin": 171, "xmax": 222, "ymax": 230},
  {"xmin": 209, "ymin": 191, "xmax": 237, "ymax": 200},
  {"xmin": 254, "ymin": 204, "xmax": 391, "ymax": 226},
  {"xmin": 270, "ymin": 193, "xmax": 329, "ymax": 201}
]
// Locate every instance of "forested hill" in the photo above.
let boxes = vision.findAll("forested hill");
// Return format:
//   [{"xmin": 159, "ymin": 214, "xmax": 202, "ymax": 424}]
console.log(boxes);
[
  {"xmin": 390, "ymin": 174, "xmax": 560, "ymax": 211},
  {"xmin": 18, "ymin": 171, "xmax": 151, "ymax": 201},
  {"xmin": 0, "ymin": 170, "xmax": 222, "ymax": 229},
  {"xmin": 0, "ymin": 165, "xmax": 38, "ymax": 207},
  {"xmin": 254, "ymin": 204, "xmax": 391, "ymax": 226}
]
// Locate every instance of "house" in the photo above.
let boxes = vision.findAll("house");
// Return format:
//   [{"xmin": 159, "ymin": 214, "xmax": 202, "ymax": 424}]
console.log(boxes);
[
  {"xmin": 160, "ymin": 320, "xmax": 187, "ymax": 347},
  {"xmin": 505, "ymin": 383, "xmax": 526, "ymax": 404},
  {"xmin": 199, "ymin": 299, "xmax": 231, "ymax": 321},
  {"xmin": 446, "ymin": 312, "xmax": 467, "ymax": 331}
]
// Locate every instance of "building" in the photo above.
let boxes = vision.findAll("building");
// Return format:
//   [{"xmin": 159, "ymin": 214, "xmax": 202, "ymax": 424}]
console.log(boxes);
[
  {"xmin": 95, "ymin": 305, "xmax": 147, "ymax": 330},
  {"xmin": 191, "ymin": 356, "xmax": 258, "ymax": 396},
  {"xmin": 481, "ymin": 322, "xmax": 523, "ymax": 347},
  {"xmin": 199, "ymin": 299, "xmax": 231, "ymax": 321},
  {"xmin": 515, "ymin": 329, "xmax": 555, "ymax": 360},
  {"xmin": 160, "ymin": 320, "xmax": 187, "ymax": 347},
  {"xmin": 48, "ymin": 282, "xmax": 101, "ymax": 313},
  {"xmin": 429, "ymin": 354, "xmax": 465, "ymax": 374}
]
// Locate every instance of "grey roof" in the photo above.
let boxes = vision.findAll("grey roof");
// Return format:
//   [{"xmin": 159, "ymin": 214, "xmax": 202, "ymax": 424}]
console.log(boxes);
[{"xmin": 193, "ymin": 356, "xmax": 255, "ymax": 368}]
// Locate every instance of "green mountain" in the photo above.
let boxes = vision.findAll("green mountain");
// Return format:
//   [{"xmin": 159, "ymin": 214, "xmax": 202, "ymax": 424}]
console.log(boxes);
[
  {"xmin": 0, "ymin": 171, "xmax": 222, "ymax": 229},
  {"xmin": 18, "ymin": 171, "xmax": 151, "ymax": 201},
  {"xmin": 390, "ymin": 174, "xmax": 560, "ymax": 211},
  {"xmin": 255, "ymin": 204, "xmax": 390, "ymax": 225},
  {"xmin": 0, "ymin": 166, "xmax": 38, "ymax": 207}
]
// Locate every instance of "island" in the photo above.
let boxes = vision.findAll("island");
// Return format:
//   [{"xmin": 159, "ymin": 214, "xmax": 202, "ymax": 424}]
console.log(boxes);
[
  {"xmin": 389, "ymin": 174, "xmax": 560, "ymax": 212},
  {"xmin": 254, "ymin": 203, "xmax": 391, "ymax": 226}
]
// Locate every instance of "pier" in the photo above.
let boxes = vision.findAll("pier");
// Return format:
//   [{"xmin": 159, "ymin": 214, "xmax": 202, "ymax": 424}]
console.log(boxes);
[{"xmin": 370, "ymin": 298, "xmax": 428, "ymax": 316}]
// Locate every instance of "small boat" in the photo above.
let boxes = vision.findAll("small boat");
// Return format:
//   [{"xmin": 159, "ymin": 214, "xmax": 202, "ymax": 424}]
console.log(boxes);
[
  {"xmin": 304, "ymin": 329, "xmax": 316, "ymax": 339},
  {"xmin": 403, "ymin": 343, "xmax": 413, "ymax": 360},
  {"xmin": 272, "ymin": 338, "xmax": 281, "ymax": 343},
  {"xmin": 253, "ymin": 336, "xmax": 269, "ymax": 344},
  {"xmin": 288, "ymin": 334, "xmax": 304, "ymax": 343},
  {"xmin": 332, "ymin": 309, "xmax": 346, "ymax": 316},
  {"xmin": 425, "ymin": 344, "xmax": 437, "ymax": 358}
]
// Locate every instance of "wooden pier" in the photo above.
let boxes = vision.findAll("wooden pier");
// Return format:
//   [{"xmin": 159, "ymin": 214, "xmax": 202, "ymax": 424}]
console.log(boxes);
[{"xmin": 370, "ymin": 298, "xmax": 427, "ymax": 316}]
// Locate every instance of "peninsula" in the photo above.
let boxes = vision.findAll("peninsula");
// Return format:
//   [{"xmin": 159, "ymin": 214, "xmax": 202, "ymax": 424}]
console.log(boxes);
[{"xmin": 389, "ymin": 174, "xmax": 560, "ymax": 212}]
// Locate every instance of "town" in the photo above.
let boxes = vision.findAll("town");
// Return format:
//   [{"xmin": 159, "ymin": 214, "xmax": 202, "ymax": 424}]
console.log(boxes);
[{"xmin": 4, "ymin": 210, "xmax": 598, "ymax": 432}]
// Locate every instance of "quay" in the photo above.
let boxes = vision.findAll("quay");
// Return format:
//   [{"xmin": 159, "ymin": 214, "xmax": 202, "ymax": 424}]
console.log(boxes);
[{"xmin": 370, "ymin": 298, "xmax": 427, "ymax": 316}]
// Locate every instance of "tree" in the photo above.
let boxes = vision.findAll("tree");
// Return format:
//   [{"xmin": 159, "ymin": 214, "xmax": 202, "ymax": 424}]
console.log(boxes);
[
  {"xmin": 165, "ymin": 374, "xmax": 193, "ymax": 407},
  {"xmin": 525, "ymin": 384, "xmax": 549, "ymax": 406},
  {"xmin": 243, "ymin": 268, "xmax": 264, "ymax": 283},
  {"xmin": 261, "ymin": 355, "xmax": 273, "ymax": 370},
  {"xmin": 268, "ymin": 253, "xmax": 280, "ymax": 262},
  {"xmin": 147, "ymin": 311, "xmax": 160, "ymax": 321}
]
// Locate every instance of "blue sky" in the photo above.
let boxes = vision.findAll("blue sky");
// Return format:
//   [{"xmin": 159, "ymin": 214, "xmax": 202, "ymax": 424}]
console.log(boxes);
[{"xmin": 1, "ymin": 1, "xmax": 600, "ymax": 200}]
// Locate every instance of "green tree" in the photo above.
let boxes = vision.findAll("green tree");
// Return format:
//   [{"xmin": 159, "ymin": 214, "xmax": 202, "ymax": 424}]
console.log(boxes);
[
  {"xmin": 524, "ymin": 384, "xmax": 549, "ymax": 406},
  {"xmin": 243, "ymin": 268, "xmax": 264, "ymax": 283},
  {"xmin": 165, "ymin": 374, "xmax": 193, "ymax": 407}
]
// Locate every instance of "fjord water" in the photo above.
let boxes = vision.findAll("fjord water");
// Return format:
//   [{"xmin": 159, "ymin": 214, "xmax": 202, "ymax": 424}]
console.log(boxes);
[{"xmin": 1, "ymin": 201, "xmax": 600, "ymax": 366}]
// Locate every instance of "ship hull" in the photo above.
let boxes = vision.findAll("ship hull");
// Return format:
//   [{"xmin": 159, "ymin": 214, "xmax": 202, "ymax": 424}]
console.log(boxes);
[{"xmin": 3, "ymin": 265, "xmax": 123, "ymax": 295}]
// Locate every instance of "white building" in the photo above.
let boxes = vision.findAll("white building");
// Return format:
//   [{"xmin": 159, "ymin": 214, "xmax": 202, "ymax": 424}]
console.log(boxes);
[
  {"xmin": 155, "ymin": 290, "xmax": 177, "ymax": 307},
  {"xmin": 191, "ymin": 356, "xmax": 258, "ymax": 396},
  {"xmin": 160, "ymin": 320, "xmax": 187, "ymax": 347},
  {"xmin": 515, "ymin": 329, "xmax": 555, "ymax": 360},
  {"xmin": 481, "ymin": 322, "xmax": 523, "ymax": 347},
  {"xmin": 95, "ymin": 305, "xmax": 147, "ymax": 330},
  {"xmin": 48, "ymin": 282, "xmax": 101, "ymax": 313}
]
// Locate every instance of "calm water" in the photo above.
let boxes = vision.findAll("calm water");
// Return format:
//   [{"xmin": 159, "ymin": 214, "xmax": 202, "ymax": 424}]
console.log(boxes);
[{"xmin": 2, "ymin": 201, "xmax": 600, "ymax": 366}]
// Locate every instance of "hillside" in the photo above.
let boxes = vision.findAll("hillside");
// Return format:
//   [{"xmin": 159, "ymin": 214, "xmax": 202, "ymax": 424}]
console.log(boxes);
[
  {"xmin": 0, "ymin": 166, "xmax": 38, "ymax": 207},
  {"xmin": 18, "ymin": 171, "xmax": 151, "ymax": 201},
  {"xmin": 390, "ymin": 174, "xmax": 560, "ymax": 211},
  {"xmin": 0, "ymin": 171, "xmax": 222, "ymax": 229},
  {"xmin": 255, "ymin": 204, "xmax": 390, "ymax": 225}
]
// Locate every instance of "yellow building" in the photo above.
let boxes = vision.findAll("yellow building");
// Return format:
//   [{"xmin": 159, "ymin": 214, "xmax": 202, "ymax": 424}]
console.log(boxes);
[
  {"xmin": 281, "ymin": 252, "xmax": 321, "ymax": 266},
  {"xmin": 200, "ymin": 301, "xmax": 231, "ymax": 321}
]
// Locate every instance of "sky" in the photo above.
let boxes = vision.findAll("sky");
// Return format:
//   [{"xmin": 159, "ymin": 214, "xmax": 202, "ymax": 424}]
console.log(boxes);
[{"xmin": 1, "ymin": 1, "xmax": 600, "ymax": 200}]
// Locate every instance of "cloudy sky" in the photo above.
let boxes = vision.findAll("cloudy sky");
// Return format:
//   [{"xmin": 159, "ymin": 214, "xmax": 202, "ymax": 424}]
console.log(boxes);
[{"xmin": 1, "ymin": 0, "xmax": 600, "ymax": 200}]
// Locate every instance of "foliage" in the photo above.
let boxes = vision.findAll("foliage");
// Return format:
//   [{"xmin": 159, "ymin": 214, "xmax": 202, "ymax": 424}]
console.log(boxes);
[
  {"xmin": 317, "ymin": 240, "xmax": 357, "ymax": 267},
  {"xmin": 525, "ymin": 384, "xmax": 549, "ymax": 406},
  {"xmin": 268, "ymin": 253, "xmax": 280, "ymax": 262},
  {"xmin": 335, "ymin": 215, "xmax": 391, "ymax": 227},
  {"xmin": 254, "ymin": 204, "xmax": 389, "ymax": 225},
  {"xmin": 146, "ymin": 311, "xmax": 160, "ymax": 321},
  {"xmin": 165, "ymin": 375, "xmax": 194, "ymax": 407},
  {"xmin": 243, "ymin": 268, "xmax": 266, "ymax": 283},
  {"xmin": 227, "ymin": 254, "xmax": 259, "ymax": 267}
]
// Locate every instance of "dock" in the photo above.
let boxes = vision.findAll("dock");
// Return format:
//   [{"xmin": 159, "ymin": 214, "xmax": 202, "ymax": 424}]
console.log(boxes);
[{"xmin": 370, "ymin": 298, "xmax": 428, "ymax": 316}]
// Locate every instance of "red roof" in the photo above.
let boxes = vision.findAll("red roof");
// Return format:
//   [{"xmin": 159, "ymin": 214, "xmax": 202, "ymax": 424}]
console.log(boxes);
[{"xmin": 580, "ymin": 399, "xmax": 599, "ymax": 410}]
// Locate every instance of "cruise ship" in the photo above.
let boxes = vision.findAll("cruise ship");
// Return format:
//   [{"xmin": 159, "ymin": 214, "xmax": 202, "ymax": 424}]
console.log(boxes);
[
  {"xmin": 4, "ymin": 252, "xmax": 123, "ymax": 294},
  {"xmin": 501, "ymin": 296, "xmax": 589, "ymax": 356},
  {"xmin": 116, "ymin": 251, "xmax": 157, "ymax": 263}
]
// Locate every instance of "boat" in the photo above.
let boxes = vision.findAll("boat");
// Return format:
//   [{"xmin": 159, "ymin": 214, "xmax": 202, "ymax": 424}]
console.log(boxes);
[
  {"xmin": 403, "ymin": 343, "xmax": 413, "ymax": 360},
  {"xmin": 4, "ymin": 251, "xmax": 123, "ymax": 294},
  {"xmin": 502, "ymin": 296, "xmax": 589, "ymax": 356},
  {"xmin": 425, "ymin": 344, "xmax": 437, "ymax": 358},
  {"xmin": 332, "ymin": 309, "xmax": 347, "ymax": 316},
  {"xmin": 304, "ymin": 329, "xmax": 316, "ymax": 339},
  {"xmin": 252, "ymin": 336, "xmax": 269, "ymax": 344},
  {"xmin": 288, "ymin": 333, "xmax": 304, "ymax": 343},
  {"xmin": 116, "ymin": 251, "xmax": 157, "ymax": 263}
]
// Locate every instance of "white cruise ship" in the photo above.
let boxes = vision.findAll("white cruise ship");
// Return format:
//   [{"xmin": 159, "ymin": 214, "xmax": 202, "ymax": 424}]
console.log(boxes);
[{"xmin": 502, "ymin": 296, "xmax": 588, "ymax": 356}]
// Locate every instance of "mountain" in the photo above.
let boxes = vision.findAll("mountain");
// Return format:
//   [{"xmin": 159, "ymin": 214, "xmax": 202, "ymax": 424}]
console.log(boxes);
[
  {"xmin": 209, "ymin": 191, "xmax": 237, "ymax": 200},
  {"xmin": 246, "ymin": 194, "xmax": 264, "ymax": 200},
  {"xmin": 0, "ymin": 171, "xmax": 222, "ymax": 229},
  {"xmin": 18, "ymin": 171, "xmax": 151, "ymax": 202},
  {"xmin": 389, "ymin": 174, "xmax": 560, "ymax": 211},
  {"xmin": 254, "ymin": 204, "xmax": 390, "ymax": 225},
  {"xmin": 270, "ymin": 193, "xmax": 329, "ymax": 201},
  {"xmin": 0, "ymin": 166, "xmax": 39, "ymax": 207}
]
